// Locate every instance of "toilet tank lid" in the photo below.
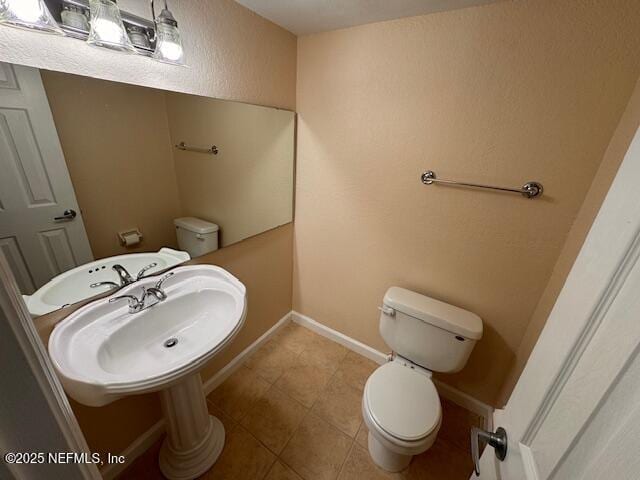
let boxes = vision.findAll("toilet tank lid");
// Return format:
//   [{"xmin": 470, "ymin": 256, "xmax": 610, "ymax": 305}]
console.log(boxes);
[
  {"xmin": 174, "ymin": 217, "xmax": 219, "ymax": 234},
  {"xmin": 383, "ymin": 287, "xmax": 483, "ymax": 340}
]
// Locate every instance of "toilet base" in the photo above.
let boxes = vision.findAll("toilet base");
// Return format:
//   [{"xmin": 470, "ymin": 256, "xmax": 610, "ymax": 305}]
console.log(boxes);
[{"xmin": 368, "ymin": 432, "xmax": 412, "ymax": 472}]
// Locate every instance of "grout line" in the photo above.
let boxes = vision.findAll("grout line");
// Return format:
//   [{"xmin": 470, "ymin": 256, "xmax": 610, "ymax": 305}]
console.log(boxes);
[{"xmin": 336, "ymin": 435, "xmax": 357, "ymax": 479}]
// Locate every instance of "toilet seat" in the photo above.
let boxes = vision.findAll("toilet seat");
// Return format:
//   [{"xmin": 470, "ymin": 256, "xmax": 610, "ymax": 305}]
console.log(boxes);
[{"xmin": 364, "ymin": 362, "xmax": 441, "ymax": 443}]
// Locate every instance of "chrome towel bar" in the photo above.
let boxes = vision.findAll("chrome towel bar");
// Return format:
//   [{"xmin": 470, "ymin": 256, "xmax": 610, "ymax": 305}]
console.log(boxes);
[
  {"xmin": 421, "ymin": 170, "xmax": 543, "ymax": 199},
  {"xmin": 175, "ymin": 141, "xmax": 219, "ymax": 155}
]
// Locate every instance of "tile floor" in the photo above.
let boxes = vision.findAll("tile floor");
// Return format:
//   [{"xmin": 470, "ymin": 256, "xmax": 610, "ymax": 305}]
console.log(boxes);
[{"xmin": 118, "ymin": 323, "xmax": 482, "ymax": 480}]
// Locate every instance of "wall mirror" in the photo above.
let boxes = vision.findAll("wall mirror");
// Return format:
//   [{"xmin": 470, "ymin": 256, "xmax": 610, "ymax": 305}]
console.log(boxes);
[{"xmin": 0, "ymin": 62, "xmax": 295, "ymax": 317}]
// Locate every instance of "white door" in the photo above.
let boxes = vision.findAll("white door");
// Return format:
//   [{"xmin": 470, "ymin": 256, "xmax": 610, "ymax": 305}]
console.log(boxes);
[
  {"xmin": 476, "ymin": 126, "xmax": 640, "ymax": 480},
  {"xmin": 0, "ymin": 62, "xmax": 93, "ymax": 294}
]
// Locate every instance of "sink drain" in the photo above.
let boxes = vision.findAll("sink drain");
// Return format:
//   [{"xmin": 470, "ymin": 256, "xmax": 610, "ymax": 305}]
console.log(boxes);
[{"xmin": 164, "ymin": 338, "xmax": 178, "ymax": 348}]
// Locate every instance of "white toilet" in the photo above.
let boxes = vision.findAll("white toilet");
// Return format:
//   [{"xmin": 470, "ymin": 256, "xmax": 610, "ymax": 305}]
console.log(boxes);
[
  {"xmin": 363, "ymin": 286, "xmax": 483, "ymax": 472},
  {"xmin": 174, "ymin": 217, "xmax": 220, "ymax": 257}
]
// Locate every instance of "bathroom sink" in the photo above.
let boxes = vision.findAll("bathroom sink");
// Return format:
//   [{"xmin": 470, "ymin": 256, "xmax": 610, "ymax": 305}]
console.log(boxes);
[
  {"xmin": 23, "ymin": 247, "xmax": 190, "ymax": 316},
  {"xmin": 49, "ymin": 264, "xmax": 246, "ymax": 406},
  {"xmin": 48, "ymin": 264, "xmax": 246, "ymax": 479}
]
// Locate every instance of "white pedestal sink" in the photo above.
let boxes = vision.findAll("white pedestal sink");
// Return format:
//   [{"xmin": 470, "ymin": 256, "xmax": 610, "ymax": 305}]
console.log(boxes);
[{"xmin": 48, "ymin": 265, "xmax": 247, "ymax": 479}]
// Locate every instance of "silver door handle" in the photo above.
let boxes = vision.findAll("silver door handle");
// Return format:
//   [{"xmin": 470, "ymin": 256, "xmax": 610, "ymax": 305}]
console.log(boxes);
[
  {"xmin": 54, "ymin": 209, "xmax": 77, "ymax": 221},
  {"xmin": 471, "ymin": 426, "xmax": 507, "ymax": 476}
]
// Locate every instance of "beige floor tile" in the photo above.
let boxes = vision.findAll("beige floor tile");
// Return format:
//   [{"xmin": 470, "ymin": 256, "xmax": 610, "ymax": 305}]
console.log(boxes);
[
  {"xmin": 311, "ymin": 376, "xmax": 363, "ymax": 437},
  {"xmin": 118, "ymin": 330, "xmax": 483, "ymax": 480},
  {"xmin": 338, "ymin": 444, "xmax": 404, "ymax": 480},
  {"xmin": 402, "ymin": 438, "xmax": 474, "ymax": 480},
  {"xmin": 438, "ymin": 398, "xmax": 483, "ymax": 452},
  {"xmin": 240, "ymin": 385, "xmax": 308, "ymax": 455},
  {"xmin": 245, "ymin": 339, "xmax": 300, "ymax": 384},
  {"xmin": 355, "ymin": 423, "xmax": 368, "ymax": 449},
  {"xmin": 301, "ymin": 335, "xmax": 349, "ymax": 373},
  {"xmin": 272, "ymin": 323, "xmax": 319, "ymax": 355},
  {"xmin": 201, "ymin": 426, "xmax": 275, "ymax": 479},
  {"xmin": 274, "ymin": 352, "xmax": 335, "ymax": 408},
  {"xmin": 207, "ymin": 399, "xmax": 236, "ymax": 433},
  {"xmin": 334, "ymin": 351, "xmax": 378, "ymax": 392},
  {"xmin": 266, "ymin": 461, "xmax": 304, "ymax": 480},
  {"xmin": 208, "ymin": 366, "xmax": 271, "ymax": 421},
  {"xmin": 280, "ymin": 413, "xmax": 353, "ymax": 480}
]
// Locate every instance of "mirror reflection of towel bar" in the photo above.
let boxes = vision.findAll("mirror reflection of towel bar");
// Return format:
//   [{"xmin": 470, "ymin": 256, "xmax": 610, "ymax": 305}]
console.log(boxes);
[{"xmin": 175, "ymin": 142, "xmax": 219, "ymax": 155}]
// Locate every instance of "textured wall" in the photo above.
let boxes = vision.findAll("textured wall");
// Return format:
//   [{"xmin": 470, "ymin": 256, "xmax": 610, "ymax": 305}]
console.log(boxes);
[
  {"xmin": 41, "ymin": 71, "xmax": 183, "ymax": 258},
  {"xmin": 294, "ymin": 0, "xmax": 640, "ymax": 405},
  {"xmin": 9, "ymin": 0, "xmax": 297, "ymax": 460},
  {"xmin": 498, "ymin": 75, "xmax": 640, "ymax": 405},
  {"xmin": 165, "ymin": 94, "xmax": 295, "ymax": 247},
  {"xmin": 0, "ymin": 0, "xmax": 296, "ymax": 110}
]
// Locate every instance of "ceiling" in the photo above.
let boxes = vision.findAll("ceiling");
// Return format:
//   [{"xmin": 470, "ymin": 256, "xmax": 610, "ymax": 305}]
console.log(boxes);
[{"xmin": 234, "ymin": 0, "xmax": 504, "ymax": 35}]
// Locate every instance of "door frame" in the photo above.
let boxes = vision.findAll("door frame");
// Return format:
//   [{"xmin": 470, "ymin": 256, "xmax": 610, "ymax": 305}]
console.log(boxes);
[
  {"xmin": 0, "ymin": 252, "xmax": 100, "ymax": 480},
  {"xmin": 478, "ymin": 126, "xmax": 640, "ymax": 479}
]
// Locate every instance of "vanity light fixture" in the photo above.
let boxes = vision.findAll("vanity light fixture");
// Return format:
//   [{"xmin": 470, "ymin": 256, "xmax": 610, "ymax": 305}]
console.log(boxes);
[
  {"xmin": 60, "ymin": 3, "xmax": 89, "ymax": 31},
  {"xmin": 151, "ymin": 0, "xmax": 185, "ymax": 65},
  {"xmin": 127, "ymin": 24, "xmax": 151, "ymax": 49},
  {"xmin": 0, "ymin": 0, "xmax": 64, "ymax": 34},
  {"xmin": 87, "ymin": 0, "xmax": 136, "ymax": 52}
]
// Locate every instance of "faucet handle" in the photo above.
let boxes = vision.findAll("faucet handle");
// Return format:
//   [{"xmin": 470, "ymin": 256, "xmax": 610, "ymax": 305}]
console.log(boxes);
[
  {"xmin": 109, "ymin": 294, "xmax": 141, "ymax": 312},
  {"xmin": 90, "ymin": 281, "xmax": 119, "ymax": 289},
  {"xmin": 137, "ymin": 262, "xmax": 159, "ymax": 280},
  {"xmin": 155, "ymin": 271, "xmax": 175, "ymax": 290}
]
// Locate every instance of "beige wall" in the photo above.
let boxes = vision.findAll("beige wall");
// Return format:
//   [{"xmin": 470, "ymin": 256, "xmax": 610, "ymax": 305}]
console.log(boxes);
[
  {"xmin": 0, "ymin": 0, "xmax": 297, "ymax": 110},
  {"xmin": 42, "ymin": 72, "xmax": 296, "ymax": 257},
  {"xmin": 42, "ymin": 71, "xmax": 182, "ymax": 259},
  {"xmin": 165, "ymin": 94, "xmax": 295, "ymax": 246},
  {"xmin": 29, "ymin": 0, "xmax": 297, "ymax": 460},
  {"xmin": 498, "ymin": 75, "xmax": 640, "ymax": 405},
  {"xmin": 294, "ymin": 0, "xmax": 640, "ymax": 405}
]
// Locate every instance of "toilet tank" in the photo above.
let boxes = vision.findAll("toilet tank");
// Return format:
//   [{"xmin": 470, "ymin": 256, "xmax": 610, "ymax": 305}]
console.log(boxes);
[
  {"xmin": 174, "ymin": 217, "xmax": 219, "ymax": 258},
  {"xmin": 380, "ymin": 287, "xmax": 482, "ymax": 373}
]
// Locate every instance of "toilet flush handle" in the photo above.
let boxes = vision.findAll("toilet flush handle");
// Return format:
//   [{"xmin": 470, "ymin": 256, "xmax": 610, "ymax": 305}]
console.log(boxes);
[{"xmin": 378, "ymin": 305, "xmax": 395, "ymax": 316}]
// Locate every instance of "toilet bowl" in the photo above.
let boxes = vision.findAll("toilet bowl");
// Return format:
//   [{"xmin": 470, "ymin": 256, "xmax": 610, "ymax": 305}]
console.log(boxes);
[
  {"xmin": 362, "ymin": 360, "xmax": 441, "ymax": 471},
  {"xmin": 363, "ymin": 287, "xmax": 483, "ymax": 471}
]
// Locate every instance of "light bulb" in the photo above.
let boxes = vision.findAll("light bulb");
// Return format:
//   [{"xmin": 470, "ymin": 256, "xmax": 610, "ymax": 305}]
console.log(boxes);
[
  {"xmin": 160, "ymin": 41, "xmax": 182, "ymax": 61},
  {"xmin": 10, "ymin": 1, "xmax": 43, "ymax": 23},
  {"xmin": 0, "ymin": 0, "xmax": 64, "ymax": 34},
  {"xmin": 87, "ymin": 0, "xmax": 136, "ymax": 52},
  {"xmin": 152, "ymin": 3, "xmax": 185, "ymax": 65},
  {"xmin": 93, "ymin": 17, "xmax": 122, "ymax": 43}
]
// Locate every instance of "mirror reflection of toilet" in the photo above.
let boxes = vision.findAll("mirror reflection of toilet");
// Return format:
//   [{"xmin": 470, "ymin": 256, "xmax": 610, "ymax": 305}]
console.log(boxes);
[
  {"xmin": 174, "ymin": 217, "xmax": 220, "ymax": 258},
  {"xmin": 363, "ymin": 287, "xmax": 483, "ymax": 472}
]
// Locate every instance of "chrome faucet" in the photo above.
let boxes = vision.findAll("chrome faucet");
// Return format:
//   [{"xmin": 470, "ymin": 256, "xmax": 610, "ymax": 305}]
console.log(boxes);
[
  {"xmin": 91, "ymin": 263, "xmax": 159, "ymax": 290},
  {"xmin": 112, "ymin": 264, "xmax": 134, "ymax": 286},
  {"xmin": 109, "ymin": 272, "xmax": 174, "ymax": 314}
]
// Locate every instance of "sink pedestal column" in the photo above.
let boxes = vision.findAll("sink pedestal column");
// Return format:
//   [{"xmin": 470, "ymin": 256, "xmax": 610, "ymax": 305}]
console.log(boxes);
[{"xmin": 158, "ymin": 373, "xmax": 224, "ymax": 479}]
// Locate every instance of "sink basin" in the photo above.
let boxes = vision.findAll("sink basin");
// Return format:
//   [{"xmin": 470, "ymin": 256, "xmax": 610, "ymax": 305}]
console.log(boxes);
[
  {"xmin": 48, "ymin": 265, "xmax": 247, "ymax": 479},
  {"xmin": 24, "ymin": 247, "xmax": 190, "ymax": 316}
]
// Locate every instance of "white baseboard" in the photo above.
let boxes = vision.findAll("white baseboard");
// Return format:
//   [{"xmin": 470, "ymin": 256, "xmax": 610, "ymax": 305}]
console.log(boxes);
[
  {"xmin": 202, "ymin": 312, "xmax": 292, "ymax": 395},
  {"xmin": 101, "ymin": 311, "xmax": 292, "ymax": 479},
  {"xmin": 291, "ymin": 310, "xmax": 494, "ymax": 426},
  {"xmin": 432, "ymin": 378, "xmax": 494, "ymax": 430},
  {"xmin": 101, "ymin": 420, "xmax": 164, "ymax": 480},
  {"xmin": 103, "ymin": 309, "xmax": 493, "ymax": 478},
  {"xmin": 291, "ymin": 311, "xmax": 388, "ymax": 365}
]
